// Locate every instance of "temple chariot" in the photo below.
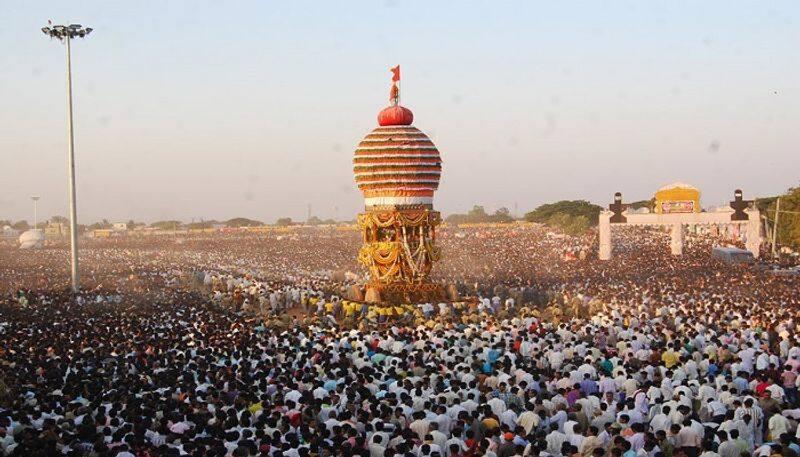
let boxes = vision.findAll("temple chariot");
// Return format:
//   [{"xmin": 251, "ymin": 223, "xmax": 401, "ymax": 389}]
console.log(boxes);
[{"xmin": 352, "ymin": 67, "xmax": 451, "ymax": 304}]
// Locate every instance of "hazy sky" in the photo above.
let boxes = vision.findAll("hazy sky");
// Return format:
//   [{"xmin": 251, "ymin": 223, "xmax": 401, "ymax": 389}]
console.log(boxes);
[{"xmin": 1, "ymin": 1, "xmax": 798, "ymax": 224}]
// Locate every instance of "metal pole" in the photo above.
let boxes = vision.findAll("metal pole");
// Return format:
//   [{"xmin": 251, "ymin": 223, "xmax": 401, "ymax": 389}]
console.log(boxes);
[
  {"xmin": 32, "ymin": 197, "xmax": 39, "ymax": 231},
  {"xmin": 65, "ymin": 34, "xmax": 80, "ymax": 292},
  {"xmin": 771, "ymin": 197, "xmax": 781, "ymax": 258}
]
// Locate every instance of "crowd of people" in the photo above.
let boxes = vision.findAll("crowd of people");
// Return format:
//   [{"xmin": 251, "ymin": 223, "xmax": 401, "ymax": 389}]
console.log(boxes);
[{"xmin": 1, "ymin": 224, "xmax": 799, "ymax": 457}]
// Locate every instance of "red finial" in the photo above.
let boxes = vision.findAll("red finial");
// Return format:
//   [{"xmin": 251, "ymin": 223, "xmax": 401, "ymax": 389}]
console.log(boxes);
[{"xmin": 378, "ymin": 105, "xmax": 413, "ymax": 126}]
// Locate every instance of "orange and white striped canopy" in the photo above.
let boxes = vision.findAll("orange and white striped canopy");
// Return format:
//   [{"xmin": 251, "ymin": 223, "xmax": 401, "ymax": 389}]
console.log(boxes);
[{"xmin": 354, "ymin": 125, "xmax": 442, "ymax": 207}]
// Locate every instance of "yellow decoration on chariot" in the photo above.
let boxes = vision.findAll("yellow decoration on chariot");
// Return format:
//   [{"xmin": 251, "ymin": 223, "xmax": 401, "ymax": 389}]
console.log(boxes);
[{"xmin": 356, "ymin": 208, "xmax": 441, "ymax": 286}]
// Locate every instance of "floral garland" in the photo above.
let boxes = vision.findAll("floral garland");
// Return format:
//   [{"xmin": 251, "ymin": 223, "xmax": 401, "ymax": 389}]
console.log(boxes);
[{"xmin": 356, "ymin": 210, "xmax": 438, "ymax": 230}]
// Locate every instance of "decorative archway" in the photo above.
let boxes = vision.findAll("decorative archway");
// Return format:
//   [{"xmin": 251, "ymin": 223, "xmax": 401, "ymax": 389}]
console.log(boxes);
[{"xmin": 598, "ymin": 189, "xmax": 762, "ymax": 260}]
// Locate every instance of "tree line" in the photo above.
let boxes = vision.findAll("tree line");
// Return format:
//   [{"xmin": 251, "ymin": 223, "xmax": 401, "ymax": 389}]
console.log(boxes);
[
  {"xmin": 762, "ymin": 185, "xmax": 800, "ymax": 251},
  {"xmin": 443, "ymin": 201, "xmax": 603, "ymax": 237}
]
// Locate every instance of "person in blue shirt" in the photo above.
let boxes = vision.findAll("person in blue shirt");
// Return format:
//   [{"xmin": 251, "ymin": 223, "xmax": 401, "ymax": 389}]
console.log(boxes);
[
  {"xmin": 580, "ymin": 373, "xmax": 599, "ymax": 396},
  {"xmin": 323, "ymin": 379, "xmax": 338, "ymax": 392},
  {"xmin": 487, "ymin": 346, "xmax": 502, "ymax": 364},
  {"xmin": 600, "ymin": 358, "xmax": 614, "ymax": 375},
  {"xmin": 732, "ymin": 372, "xmax": 749, "ymax": 394},
  {"xmin": 620, "ymin": 437, "xmax": 637, "ymax": 457}
]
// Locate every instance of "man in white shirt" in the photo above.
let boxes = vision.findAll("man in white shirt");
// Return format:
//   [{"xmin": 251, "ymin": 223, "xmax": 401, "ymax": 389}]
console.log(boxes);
[
  {"xmin": 409, "ymin": 412, "xmax": 430, "ymax": 441},
  {"xmin": 768, "ymin": 413, "xmax": 790, "ymax": 441},
  {"xmin": 369, "ymin": 435, "xmax": 387, "ymax": 457},
  {"xmin": 546, "ymin": 423, "xmax": 568, "ymax": 456},
  {"xmin": 651, "ymin": 405, "xmax": 673, "ymax": 433},
  {"xmin": 517, "ymin": 405, "xmax": 541, "ymax": 435}
]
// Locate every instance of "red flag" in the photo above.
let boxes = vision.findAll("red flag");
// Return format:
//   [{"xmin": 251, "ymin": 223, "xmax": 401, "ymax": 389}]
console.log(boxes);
[{"xmin": 390, "ymin": 65, "xmax": 400, "ymax": 82}]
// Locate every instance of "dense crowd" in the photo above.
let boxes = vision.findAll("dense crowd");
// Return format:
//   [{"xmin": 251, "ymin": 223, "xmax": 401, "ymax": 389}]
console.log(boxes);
[{"xmin": 1, "ymin": 225, "xmax": 799, "ymax": 457}]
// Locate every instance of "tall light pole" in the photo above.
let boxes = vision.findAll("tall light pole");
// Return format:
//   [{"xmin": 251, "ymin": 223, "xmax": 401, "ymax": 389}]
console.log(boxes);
[
  {"xmin": 42, "ymin": 23, "xmax": 92, "ymax": 293},
  {"xmin": 31, "ymin": 196, "xmax": 40, "ymax": 231}
]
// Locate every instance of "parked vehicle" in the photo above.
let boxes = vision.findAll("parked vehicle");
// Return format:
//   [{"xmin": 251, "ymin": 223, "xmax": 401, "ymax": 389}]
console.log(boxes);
[{"xmin": 711, "ymin": 246, "xmax": 755, "ymax": 264}]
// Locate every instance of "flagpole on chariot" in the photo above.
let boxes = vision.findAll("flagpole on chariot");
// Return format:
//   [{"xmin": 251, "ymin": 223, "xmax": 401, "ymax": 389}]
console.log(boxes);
[{"xmin": 390, "ymin": 65, "xmax": 401, "ymax": 106}]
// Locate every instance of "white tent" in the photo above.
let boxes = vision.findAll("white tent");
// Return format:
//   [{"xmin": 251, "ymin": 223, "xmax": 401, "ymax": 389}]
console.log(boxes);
[{"xmin": 18, "ymin": 229, "xmax": 44, "ymax": 249}]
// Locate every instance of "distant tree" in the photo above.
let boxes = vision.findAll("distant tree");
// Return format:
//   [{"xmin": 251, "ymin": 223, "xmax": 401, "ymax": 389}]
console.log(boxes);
[
  {"xmin": 467, "ymin": 205, "xmax": 488, "ymax": 219},
  {"xmin": 524, "ymin": 200, "xmax": 603, "ymax": 226},
  {"xmin": 755, "ymin": 196, "xmax": 778, "ymax": 214},
  {"xmin": 87, "ymin": 219, "xmax": 113, "ymax": 230},
  {"xmin": 446, "ymin": 205, "xmax": 515, "ymax": 224},
  {"xmin": 12, "ymin": 220, "xmax": 29, "ymax": 231},
  {"xmin": 444, "ymin": 213, "xmax": 468, "ymax": 224},
  {"xmin": 305, "ymin": 216, "xmax": 339, "ymax": 226},
  {"xmin": 150, "ymin": 220, "xmax": 182, "ymax": 230},
  {"xmin": 187, "ymin": 221, "xmax": 214, "ymax": 229},
  {"xmin": 545, "ymin": 213, "xmax": 590, "ymax": 236},
  {"xmin": 628, "ymin": 198, "xmax": 655, "ymax": 212},
  {"xmin": 490, "ymin": 207, "xmax": 514, "ymax": 223},
  {"xmin": 225, "ymin": 217, "xmax": 263, "ymax": 227},
  {"xmin": 51, "ymin": 215, "xmax": 69, "ymax": 225},
  {"xmin": 571, "ymin": 215, "xmax": 591, "ymax": 234},
  {"xmin": 768, "ymin": 186, "xmax": 800, "ymax": 251},
  {"xmin": 275, "ymin": 217, "xmax": 294, "ymax": 227},
  {"xmin": 0, "ymin": 220, "xmax": 11, "ymax": 227}
]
